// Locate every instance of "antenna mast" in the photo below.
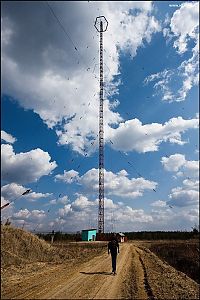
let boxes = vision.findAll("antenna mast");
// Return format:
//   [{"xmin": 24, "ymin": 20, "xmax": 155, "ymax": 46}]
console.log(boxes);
[{"xmin": 94, "ymin": 16, "xmax": 108, "ymax": 234}]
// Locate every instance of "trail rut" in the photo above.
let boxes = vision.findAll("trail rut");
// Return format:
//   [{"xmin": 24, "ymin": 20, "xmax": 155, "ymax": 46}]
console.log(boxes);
[{"xmin": 1, "ymin": 243, "xmax": 199, "ymax": 299}]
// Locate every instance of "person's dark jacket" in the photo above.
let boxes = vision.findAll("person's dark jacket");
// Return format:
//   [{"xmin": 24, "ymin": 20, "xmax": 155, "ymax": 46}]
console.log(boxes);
[{"xmin": 108, "ymin": 238, "xmax": 119, "ymax": 256}]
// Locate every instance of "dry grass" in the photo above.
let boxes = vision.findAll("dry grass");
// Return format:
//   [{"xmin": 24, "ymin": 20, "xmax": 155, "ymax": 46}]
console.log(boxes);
[
  {"xmin": 1, "ymin": 225, "xmax": 64, "ymax": 267},
  {"xmin": 136, "ymin": 240, "xmax": 199, "ymax": 283},
  {"xmin": 1, "ymin": 225, "xmax": 107, "ymax": 269}
]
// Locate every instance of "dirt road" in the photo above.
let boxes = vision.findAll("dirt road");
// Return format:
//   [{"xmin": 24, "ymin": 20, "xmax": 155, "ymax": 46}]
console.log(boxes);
[{"xmin": 2, "ymin": 243, "xmax": 199, "ymax": 299}]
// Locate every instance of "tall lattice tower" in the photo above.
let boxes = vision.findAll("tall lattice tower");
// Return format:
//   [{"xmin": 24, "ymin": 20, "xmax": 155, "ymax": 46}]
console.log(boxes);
[{"xmin": 94, "ymin": 16, "xmax": 108, "ymax": 233}]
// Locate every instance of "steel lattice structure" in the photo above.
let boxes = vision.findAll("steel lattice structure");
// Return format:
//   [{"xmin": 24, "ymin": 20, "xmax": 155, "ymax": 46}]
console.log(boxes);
[{"xmin": 94, "ymin": 16, "xmax": 108, "ymax": 233}]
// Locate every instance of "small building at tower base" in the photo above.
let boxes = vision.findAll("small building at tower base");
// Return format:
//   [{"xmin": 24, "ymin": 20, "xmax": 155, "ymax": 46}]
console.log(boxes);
[{"xmin": 82, "ymin": 229, "xmax": 97, "ymax": 241}]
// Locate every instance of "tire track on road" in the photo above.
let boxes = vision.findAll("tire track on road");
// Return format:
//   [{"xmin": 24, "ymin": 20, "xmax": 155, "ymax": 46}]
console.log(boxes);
[
  {"xmin": 3, "ymin": 243, "xmax": 199, "ymax": 300},
  {"xmin": 93, "ymin": 243, "xmax": 132, "ymax": 299},
  {"xmin": 49, "ymin": 243, "xmax": 131, "ymax": 299},
  {"xmin": 133, "ymin": 244, "xmax": 199, "ymax": 300},
  {"xmin": 138, "ymin": 254, "xmax": 155, "ymax": 300}
]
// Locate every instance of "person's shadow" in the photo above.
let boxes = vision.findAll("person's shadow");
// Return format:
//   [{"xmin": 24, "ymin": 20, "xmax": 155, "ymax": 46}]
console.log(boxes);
[{"xmin": 80, "ymin": 271, "xmax": 113, "ymax": 276}]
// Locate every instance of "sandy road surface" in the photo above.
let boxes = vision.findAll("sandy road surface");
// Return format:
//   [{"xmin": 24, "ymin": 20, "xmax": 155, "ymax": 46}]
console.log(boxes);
[{"xmin": 2, "ymin": 243, "xmax": 199, "ymax": 299}]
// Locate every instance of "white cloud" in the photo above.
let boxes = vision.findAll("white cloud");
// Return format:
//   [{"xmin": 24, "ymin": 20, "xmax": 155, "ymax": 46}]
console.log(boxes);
[
  {"xmin": 1, "ymin": 2, "xmax": 161, "ymax": 155},
  {"xmin": 1, "ymin": 183, "xmax": 52, "ymax": 206},
  {"xmin": 55, "ymin": 169, "xmax": 79, "ymax": 183},
  {"xmin": 150, "ymin": 205, "xmax": 199, "ymax": 230},
  {"xmin": 144, "ymin": 60, "xmax": 198, "ymax": 102},
  {"xmin": 1, "ymin": 195, "xmax": 14, "ymax": 223},
  {"xmin": 1, "ymin": 144, "xmax": 57, "ymax": 184},
  {"xmin": 187, "ymin": 208, "xmax": 199, "ymax": 218},
  {"xmin": 1, "ymin": 196, "xmax": 9, "ymax": 207},
  {"xmin": 161, "ymin": 154, "xmax": 186, "ymax": 172},
  {"xmin": 183, "ymin": 179, "xmax": 199, "ymax": 190},
  {"xmin": 58, "ymin": 204, "xmax": 72, "ymax": 217},
  {"xmin": 57, "ymin": 195, "xmax": 116, "ymax": 217},
  {"xmin": 161, "ymin": 153, "xmax": 199, "ymax": 208},
  {"xmin": 56, "ymin": 195, "xmax": 97, "ymax": 227},
  {"xmin": 144, "ymin": 69, "xmax": 175, "ymax": 102},
  {"xmin": 72, "ymin": 195, "xmax": 96, "ymax": 210},
  {"xmin": 177, "ymin": 46, "xmax": 199, "ymax": 101},
  {"xmin": 170, "ymin": 2, "xmax": 199, "ymax": 54},
  {"xmin": 104, "ymin": 198, "xmax": 118, "ymax": 209},
  {"xmin": 117, "ymin": 206, "xmax": 153, "ymax": 224},
  {"xmin": 13, "ymin": 208, "xmax": 31, "ymax": 219},
  {"xmin": 183, "ymin": 160, "xmax": 199, "ymax": 178},
  {"xmin": 151, "ymin": 200, "xmax": 166, "ymax": 207},
  {"xmin": 56, "ymin": 168, "xmax": 157, "ymax": 198},
  {"xmin": 25, "ymin": 191, "xmax": 52, "ymax": 202},
  {"xmin": 9, "ymin": 192, "xmax": 199, "ymax": 232},
  {"xmin": 58, "ymin": 195, "xmax": 69, "ymax": 204},
  {"xmin": 161, "ymin": 154, "xmax": 199, "ymax": 178},
  {"xmin": 48, "ymin": 195, "xmax": 69, "ymax": 206},
  {"xmin": 169, "ymin": 186, "xmax": 199, "ymax": 207},
  {"xmin": 54, "ymin": 193, "xmax": 154, "ymax": 232},
  {"xmin": 1, "ymin": 130, "xmax": 16, "ymax": 144},
  {"xmin": 1, "ymin": 183, "xmax": 27, "ymax": 202},
  {"xmin": 49, "ymin": 199, "xmax": 57, "ymax": 205},
  {"xmin": 145, "ymin": 2, "xmax": 199, "ymax": 102},
  {"xmin": 13, "ymin": 209, "xmax": 46, "ymax": 220},
  {"xmin": 107, "ymin": 116, "xmax": 198, "ymax": 153}
]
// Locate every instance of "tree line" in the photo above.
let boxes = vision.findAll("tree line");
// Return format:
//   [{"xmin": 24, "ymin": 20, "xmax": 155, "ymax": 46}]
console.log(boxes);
[
  {"xmin": 123, "ymin": 230, "xmax": 199, "ymax": 240},
  {"xmin": 36, "ymin": 229, "xmax": 199, "ymax": 242}
]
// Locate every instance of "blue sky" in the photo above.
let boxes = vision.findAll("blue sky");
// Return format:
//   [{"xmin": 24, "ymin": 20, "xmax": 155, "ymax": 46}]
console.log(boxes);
[{"xmin": 1, "ymin": 1, "xmax": 199, "ymax": 232}]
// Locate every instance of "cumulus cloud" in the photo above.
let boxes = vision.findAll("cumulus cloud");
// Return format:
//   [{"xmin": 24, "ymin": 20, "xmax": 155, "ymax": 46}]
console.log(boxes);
[
  {"xmin": 55, "ymin": 168, "xmax": 157, "ymax": 198},
  {"xmin": 13, "ymin": 208, "xmax": 31, "ymax": 219},
  {"xmin": 58, "ymin": 204, "xmax": 73, "ymax": 217},
  {"xmin": 57, "ymin": 195, "xmax": 69, "ymax": 204},
  {"xmin": 72, "ymin": 195, "xmax": 96, "ymax": 210},
  {"xmin": 145, "ymin": 2, "xmax": 199, "ymax": 102},
  {"xmin": 161, "ymin": 154, "xmax": 199, "ymax": 178},
  {"xmin": 117, "ymin": 206, "xmax": 153, "ymax": 225},
  {"xmin": 49, "ymin": 195, "xmax": 69, "ymax": 205},
  {"xmin": 1, "ymin": 196, "xmax": 9, "ymax": 208},
  {"xmin": 1, "ymin": 144, "xmax": 57, "ymax": 184},
  {"xmin": 150, "ymin": 205, "xmax": 199, "ymax": 230},
  {"xmin": 1, "ymin": 183, "xmax": 52, "ymax": 205},
  {"xmin": 1, "ymin": 183, "xmax": 26, "ymax": 202},
  {"xmin": 107, "ymin": 116, "xmax": 198, "ymax": 152},
  {"xmin": 161, "ymin": 153, "xmax": 199, "ymax": 208},
  {"xmin": 53, "ymin": 193, "xmax": 153, "ymax": 232},
  {"xmin": 105, "ymin": 198, "xmax": 118, "ymax": 209},
  {"xmin": 170, "ymin": 2, "xmax": 199, "ymax": 54},
  {"xmin": 9, "ymin": 192, "xmax": 199, "ymax": 231},
  {"xmin": 151, "ymin": 200, "xmax": 166, "ymax": 207},
  {"xmin": 1, "ymin": 195, "xmax": 14, "ymax": 223},
  {"xmin": 182, "ymin": 179, "xmax": 199, "ymax": 190},
  {"xmin": 13, "ymin": 209, "xmax": 46, "ymax": 221},
  {"xmin": 24, "ymin": 191, "xmax": 52, "ymax": 202},
  {"xmin": 57, "ymin": 195, "xmax": 116, "ymax": 218},
  {"xmin": 161, "ymin": 154, "xmax": 186, "ymax": 172},
  {"xmin": 1, "ymin": 2, "xmax": 161, "ymax": 154},
  {"xmin": 55, "ymin": 169, "xmax": 79, "ymax": 183},
  {"xmin": 168, "ymin": 186, "xmax": 199, "ymax": 207},
  {"xmin": 1, "ymin": 130, "xmax": 16, "ymax": 144}
]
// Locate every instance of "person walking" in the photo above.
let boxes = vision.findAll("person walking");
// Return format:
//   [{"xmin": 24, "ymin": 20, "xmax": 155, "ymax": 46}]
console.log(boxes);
[{"xmin": 108, "ymin": 233, "xmax": 119, "ymax": 275}]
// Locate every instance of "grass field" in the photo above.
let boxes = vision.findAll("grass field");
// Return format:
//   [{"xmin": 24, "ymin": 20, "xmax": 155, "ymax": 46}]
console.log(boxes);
[
  {"xmin": 2, "ymin": 226, "xmax": 199, "ymax": 285},
  {"xmin": 135, "ymin": 240, "xmax": 199, "ymax": 283},
  {"xmin": 1, "ymin": 226, "xmax": 107, "ymax": 268},
  {"xmin": 54, "ymin": 240, "xmax": 199, "ymax": 284},
  {"xmin": 52, "ymin": 241, "xmax": 108, "ymax": 261}
]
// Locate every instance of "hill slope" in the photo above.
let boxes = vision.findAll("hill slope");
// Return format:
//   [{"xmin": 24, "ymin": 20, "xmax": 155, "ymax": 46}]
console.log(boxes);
[{"xmin": 1, "ymin": 225, "xmax": 64, "ymax": 267}]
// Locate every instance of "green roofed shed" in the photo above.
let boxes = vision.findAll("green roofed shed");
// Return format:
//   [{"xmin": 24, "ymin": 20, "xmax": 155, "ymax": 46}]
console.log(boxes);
[{"xmin": 82, "ymin": 229, "xmax": 97, "ymax": 241}]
